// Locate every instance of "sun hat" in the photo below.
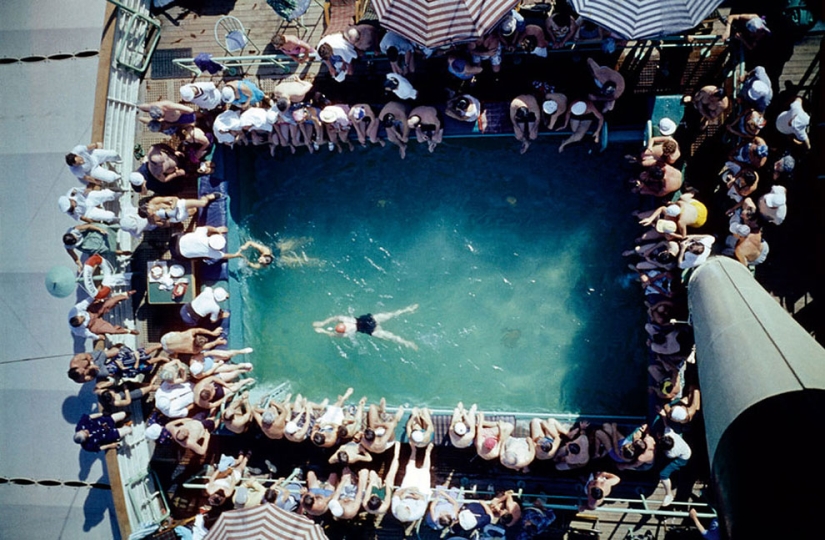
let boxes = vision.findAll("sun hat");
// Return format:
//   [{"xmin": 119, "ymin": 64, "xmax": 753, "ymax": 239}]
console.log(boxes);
[
  {"xmin": 212, "ymin": 286, "xmax": 229, "ymax": 302},
  {"xmin": 179, "ymin": 85, "xmax": 196, "ymax": 102},
  {"xmin": 453, "ymin": 422, "xmax": 468, "ymax": 436},
  {"xmin": 763, "ymin": 185, "xmax": 787, "ymax": 207},
  {"xmin": 144, "ymin": 423, "xmax": 163, "ymax": 440},
  {"xmin": 747, "ymin": 80, "xmax": 770, "ymax": 101},
  {"xmin": 483, "ymin": 437, "xmax": 498, "ymax": 450},
  {"xmin": 791, "ymin": 111, "xmax": 810, "ymax": 132},
  {"xmin": 221, "ymin": 87, "xmax": 236, "ymax": 103},
  {"xmin": 328, "ymin": 499, "xmax": 344, "ymax": 517},
  {"xmin": 411, "ymin": 430, "xmax": 425, "ymax": 444},
  {"xmin": 319, "ymin": 106, "xmax": 340, "ymax": 124},
  {"xmin": 458, "ymin": 509, "xmax": 479, "ymax": 530},
  {"xmin": 570, "ymin": 101, "xmax": 587, "ymax": 116},
  {"xmin": 670, "ymin": 405, "xmax": 688, "ymax": 423},
  {"xmin": 208, "ymin": 234, "xmax": 227, "ymax": 251},
  {"xmin": 129, "ymin": 171, "xmax": 146, "ymax": 187},
  {"xmin": 656, "ymin": 220, "xmax": 677, "ymax": 234},
  {"xmin": 746, "ymin": 17, "xmax": 769, "ymax": 33},
  {"xmin": 58, "ymin": 196, "xmax": 72, "ymax": 213},
  {"xmin": 666, "ymin": 241, "xmax": 680, "ymax": 256},
  {"xmin": 285, "ymin": 421, "xmax": 299, "ymax": 434},
  {"xmin": 542, "ymin": 100, "xmax": 559, "ymax": 115},
  {"xmin": 394, "ymin": 502, "xmax": 414, "ymax": 522},
  {"xmin": 664, "ymin": 204, "xmax": 681, "ymax": 217},
  {"xmin": 658, "ymin": 117, "xmax": 677, "ymax": 136},
  {"xmin": 214, "ymin": 110, "xmax": 242, "ymax": 132}
]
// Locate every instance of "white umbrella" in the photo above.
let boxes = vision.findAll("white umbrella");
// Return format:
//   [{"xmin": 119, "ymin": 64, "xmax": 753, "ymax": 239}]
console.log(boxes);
[
  {"xmin": 373, "ymin": 0, "xmax": 520, "ymax": 49},
  {"xmin": 570, "ymin": 0, "xmax": 724, "ymax": 40}
]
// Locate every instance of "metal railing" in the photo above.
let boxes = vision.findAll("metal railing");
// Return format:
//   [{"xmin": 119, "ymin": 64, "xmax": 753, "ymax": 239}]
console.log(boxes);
[
  {"xmin": 107, "ymin": 0, "xmax": 162, "ymax": 75},
  {"xmin": 172, "ymin": 54, "xmax": 292, "ymax": 77}
]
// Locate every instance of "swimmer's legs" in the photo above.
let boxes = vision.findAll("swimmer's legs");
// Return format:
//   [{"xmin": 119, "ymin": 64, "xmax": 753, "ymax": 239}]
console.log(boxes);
[{"xmin": 372, "ymin": 304, "xmax": 418, "ymax": 323}]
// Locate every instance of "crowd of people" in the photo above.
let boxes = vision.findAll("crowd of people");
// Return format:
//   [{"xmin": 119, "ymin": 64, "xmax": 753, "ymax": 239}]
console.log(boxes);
[{"xmin": 55, "ymin": 2, "xmax": 814, "ymax": 539}]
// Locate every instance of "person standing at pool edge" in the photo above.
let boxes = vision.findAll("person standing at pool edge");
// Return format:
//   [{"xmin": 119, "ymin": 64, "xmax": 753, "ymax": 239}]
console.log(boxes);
[{"xmin": 313, "ymin": 304, "xmax": 419, "ymax": 350}]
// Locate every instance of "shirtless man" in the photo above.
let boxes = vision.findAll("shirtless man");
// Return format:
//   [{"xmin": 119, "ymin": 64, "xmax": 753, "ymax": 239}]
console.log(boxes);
[
  {"xmin": 684, "ymin": 85, "xmax": 728, "ymax": 126},
  {"xmin": 490, "ymin": 490, "xmax": 522, "ymax": 528},
  {"xmin": 301, "ymin": 470, "xmax": 339, "ymax": 517},
  {"xmin": 468, "ymin": 33, "xmax": 502, "ymax": 74},
  {"xmin": 499, "ymin": 426, "xmax": 536, "ymax": 472},
  {"xmin": 475, "ymin": 412, "xmax": 513, "ymax": 461},
  {"xmin": 542, "ymin": 92, "xmax": 568, "ymax": 130},
  {"xmin": 166, "ymin": 415, "xmax": 214, "ymax": 455},
  {"xmin": 558, "ymin": 99, "xmax": 604, "ymax": 153},
  {"xmin": 510, "ymin": 95, "xmax": 541, "ymax": 154},
  {"xmin": 363, "ymin": 442, "xmax": 401, "ymax": 518},
  {"xmin": 587, "ymin": 57, "xmax": 625, "ymax": 112},
  {"xmin": 405, "ymin": 407, "xmax": 434, "ymax": 448},
  {"xmin": 253, "ymin": 394, "xmax": 291, "ymax": 439},
  {"xmin": 638, "ymin": 193, "xmax": 708, "ymax": 240},
  {"xmin": 223, "ymin": 391, "xmax": 253, "ymax": 434},
  {"xmin": 328, "ymin": 467, "xmax": 369, "ymax": 520},
  {"xmin": 361, "ymin": 397, "xmax": 404, "ymax": 454},
  {"xmin": 449, "ymin": 402, "xmax": 477, "ymax": 448},
  {"xmin": 193, "ymin": 375, "xmax": 253, "ymax": 412},
  {"xmin": 732, "ymin": 226, "xmax": 769, "ymax": 268},
  {"xmin": 145, "ymin": 143, "xmax": 186, "ymax": 183},
  {"xmin": 284, "ymin": 394, "xmax": 327, "ymax": 443},
  {"xmin": 329, "ymin": 439, "xmax": 373, "ymax": 465},
  {"xmin": 271, "ymin": 34, "xmax": 316, "ymax": 63},
  {"xmin": 554, "ymin": 421, "xmax": 591, "ymax": 471},
  {"xmin": 631, "ymin": 136, "xmax": 681, "ymax": 167},
  {"xmin": 369, "ymin": 102, "xmax": 409, "ymax": 159},
  {"xmin": 160, "ymin": 327, "xmax": 225, "ymax": 356},
  {"xmin": 310, "ymin": 388, "xmax": 363, "ymax": 448},
  {"xmin": 344, "ymin": 24, "xmax": 378, "ymax": 54},
  {"xmin": 271, "ymin": 76, "xmax": 313, "ymax": 104},
  {"xmin": 349, "ymin": 104, "xmax": 382, "ymax": 147},
  {"xmin": 206, "ymin": 453, "xmax": 249, "ymax": 506},
  {"xmin": 313, "ymin": 304, "xmax": 419, "ymax": 350},
  {"xmin": 580, "ymin": 471, "xmax": 621, "ymax": 511},
  {"xmin": 407, "ymin": 106, "xmax": 443, "ymax": 153},
  {"xmin": 531, "ymin": 417, "xmax": 569, "ymax": 460}
]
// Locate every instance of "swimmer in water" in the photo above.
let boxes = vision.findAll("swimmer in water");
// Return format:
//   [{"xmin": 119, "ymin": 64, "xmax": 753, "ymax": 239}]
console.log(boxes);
[
  {"xmin": 236, "ymin": 238, "xmax": 321, "ymax": 268},
  {"xmin": 313, "ymin": 304, "xmax": 419, "ymax": 350}
]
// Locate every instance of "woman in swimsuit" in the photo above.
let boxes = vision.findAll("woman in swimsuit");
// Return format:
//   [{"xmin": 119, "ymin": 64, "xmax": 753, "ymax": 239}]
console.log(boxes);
[
  {"xmin": 313, "ymin": 304, "xmax": 419, "ymax": 350},
  {"xmin": 362, "ymin": 441, "xmax": 401, "ymax": 518},
  {"xmin": 510, "ymin": 95, "xmax": 541, "ymax": 154},
  {"xmin": 193, "ymin": 375, "xmax": 253, "ymax": 411},
  {"xmin": 475, "ymin": 412, "xmax": 513, "ymax": 461},
  {"xmin": 137, "ymin": 101, "xmax": 196, "ymax": 134},
  {"xmin": 223, "ymin": 80, "xmax": 265, "ymax": 110}
]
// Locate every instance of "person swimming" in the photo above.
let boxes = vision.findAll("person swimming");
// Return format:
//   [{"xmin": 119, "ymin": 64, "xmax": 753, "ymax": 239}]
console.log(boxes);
[{"xmin": 314, "ymin": 304, "xmax": 419, "ymax": 350}]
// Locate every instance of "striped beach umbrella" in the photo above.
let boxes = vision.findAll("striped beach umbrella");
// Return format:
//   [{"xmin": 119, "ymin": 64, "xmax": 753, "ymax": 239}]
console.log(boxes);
[
  {"xmin": 570, "ymin": 0, "xmax": 724, "ymax": 40},
  {"xmin": 373, "ymin": 0, "xmax": 520, "ymax": 49},
  {"xmin": 204, "ymin": 504, "xmax": 328, "ymax": 540}
]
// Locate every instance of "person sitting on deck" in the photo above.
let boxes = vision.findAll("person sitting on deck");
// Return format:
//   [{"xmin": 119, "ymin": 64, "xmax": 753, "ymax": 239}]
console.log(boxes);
[
  {"xmin": 445, "ymin": 94, "xmax": 481, "ymax": 124},
  {"xmin": 637, "ymin": 193, "xmax": 708, "ymax": 241},
  {"xmin": 320, "ymin": 104, "xmax": 354, "ymax": 153},
  {"xmin": 607, "ymin": 423, "xmax": 656, "ymax": 472},
  {"xmin": 189, "ymin": 351, "xmax": 253, "ymax": 381},
  {"xmin": 684, "ymin": 85, "xmax": 729, "ymax": 127},
  {"xmin": 180, "ymin": 285, "xmax": 230, "ymax": 327},
  {"xmin": 349, "ymin": 104, "xmax": 383, "ymax": 147},
  {"xmin": 58, "ymin": 186, "xmax": 122, "ymax": 224},
  {"xmin": 313, "ymin": 304, "xmax": 419, "ymax": 350},
  {"xmin": 391, "ymin": 443, "xmax": 434, "ymax": 524},
  {"xmin": 554, "ymin": 420, "xmax": 590, "ymax": 470},
  {"xmin": 546, "ymin": 9, "xmax": 579, "ymax": 49},
  {"xmin": 649, "ymin": 358, "xmax": 683, "ymax": 401},
  {"xmin": 73, "ymin": 411, "xmax": 132, "ymax": 452},
  {"xmin": 144, "ymin": 143, "xmax": 187, "ymax": 183},
  {"xmin": 193, "ymin": 374, "xmax": 254, "ymax": 412},
  {"xmin": 270, "ymin": 34, "xmax": 316, "ymax": 63},
  {"xmin": 65, "ymin": 142, "xmax": 122, "ymax": 186},
  {"xmin": 490, "ymin": 490, "xmax": 522, "ymax": 528},
  {"xmin": 510, "ymin": 95, "xmax": 541, "ymax": 154},
  {"xmin": 586, "ymin": 57, "xmax": 625, "ymax": 113},
  {"xmin": 153, "ymin": 378, "xmax": 195, "ymax": 419},
  {"xmin": 328, "ymin": 467, "xmax": 369, "ymax": 520},
  {"xmin": 406, "ymin": 406, "xmax": 434, "ymax": 448},
  {"xmin": 542, "ymin": 92, "xmax": 568, "ymax": 131},
  {"xmin": 223, "ymin": 391, "xmax": 254, "ymax": 434},
  {"xmin": 727, "ymin": 224, "xmax": 770, "ymax": 269},
  {"xmin": 660, "ymin": 384, "xmax": 701, "ymax": 425},
  {"xmin": 361, "ymin": 397, "xmax": 405, "ymax": 454},
  {"xmin": 580, "ymin": 471, "xmax": 621, "ymax": 511},
  {"xmin": 468, "ymin": 32, "xmax": 503, "ymax": 75},
  {"xmin": 426, "ymin": 483, "xmax": 462, "ymax": 531},
  {"xmin": 757, "ymin": 185, "xmax": 788, "ymax": 225},
  {"xmin": 63, "ymin": 223, "xmax": 129, "ymax": 272},
  {"xmin": 628, "ymin": 135, "xmax": 681, "ymax": 167},
  {"xmin": 385, "ymin": 73, "xmax": 418, "ymax": 101},
  {"xmin": 165, "ymin": 414, "xmax": 215, "ymax": 455},
  {"xmin": 775, "ymin": 96, "xmax": 811, "ymax": 150},
  {"xmin": 677, "ymin": 234, "xmax": 715, "ymax": 270},
  {"xmin": 475, "ymin": 412, "xmax": 513, "ymax": 461},
  {"xmin": 369, "ymin": 101, "xmax": 410, "ymax": 159},
  {"xmin": 723, "ymin": 168, "xmax": 760, "ymax": 205},
  {"xmin": 301, "ymin": 469, "xmax": 339, "ymax": 516},
  {"xmin": 344, "ymin": 24, "xmax": 378, "ymax": 54},
  {"xmin": 206, "ymin": 452, "xmax": 250, "ymax": 507},
  {"xmin": 68, "ymin": 291, "xmax": 139, "ymax": 341},
  {"xmin": 213, "ymin": 109, "xmax": 244, "ymax": 147},
  {"xmin": 139, "ymin": 193, "xmax": 222, "ymax": 228},
  {"xmin": 530, "ymin": 417, "xmax": 569, "ymax": 460},
  {"xmin": 630, "ymin": 164, "xmax": 683, "ymax": 198},
  {"xmin": 519, "ymin": 24, "xmax": 549, "ymax": 58},
  {"xmin": 729, "ymin": 136, "xmax": 769, "ymax": 169},
  {"xmin": 159, "ymin": 327, "xmax": 224, "ymax": 356},
  {"xmin": 179, "ymin": 82, "xmax": 223, "ymax": 110},
  {"xmin": 499, "ymin": 426, "xmax": 536, "ymax": 472},
  {"xmin": 284, "ymin": 394, "xmax": 328, "ymax": 443},
  {"xmin": 737, "ymin": 66, "xmax": 772, "ymax": 112},
  {"xmin": 310, "ymin": 388, "xmax": 362, "ymax": 448},
  {"xmin": 725, "ymin": 108, "xmax": 767, "ymax": 140},
  {"xmin": 380, "ymin": 31, "xmax": 416, "ymax": 75},
  {"xmin": 317, "ymin": 32, "xmax": 357, "ymax": 82},
  {"xmin": 363, "ymin": 441, "xmax": 401, "ymax": 518},
  {"xmin": 221, "ymin": 79, "xmax": 266, "ymax": 110},
  {"xmin": 407, "ymin": 106, "xmax": 443, "ymax": 153},
  {"xmin": 452, "ymin": 499, "xmax": 495, "ymax": 535},
  {"xmin": 328, "ymin": 439, "xmax": 373, "ymax": 465},
  {"xmin": 449, "ymin": 402, "xmax": 478, "ymax": 448},
  {"xmin": 137, "ymin": 100, "xmax": 196, "ymax": 134},
  {"xmin": 557, "ymin": 99, "xmax": 604, "ymax": 153},
  {"xmin": 446, "ymin": 54, "xmax": 483, "ymax": 81},
  {"xmin": 253, "ymin": 393, "xmax": 291, "ymax": 440},
  {"xmin": 721, "ymin": 13, "xmax": 770, "ymax": 51}
]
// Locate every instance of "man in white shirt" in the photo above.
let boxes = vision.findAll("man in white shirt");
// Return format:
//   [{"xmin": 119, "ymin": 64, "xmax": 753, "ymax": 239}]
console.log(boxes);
[
  {"xmin": 65, "ymin": 142, "xmax": 122, "ymax": 185},
  {"xmin": 155, "ymin": 380, "xmax": 195, "ymax": 418},
  {"xmin": 58, "ymin": 187, "xmax": 122, "ymax": 224},
  {"xmin": 384, "ymin": 73, "xmax": 417, "ymax": 100},
  {"xmin": 180, "ymin": 286, "xmax": 229, "ymax": 326},
  {"xmin": 678, "ymin": 235, "xmax": 715, "ymax": 269},
  {"xmin": 379, "ymin": 31, "xmax": 415, "ymax": 74},
  {"xmin": 317, "ymin": 32, "xmax": 358, "ymax": 82},
  {"xmin": 178, "ymin": 226, "xmax": 243, "ymax": 263},
  {"xmin": 658, "ymin": 426, "xmax": 692, "ymax": 507},
  {"xmin": 180, "ymin": 82, "xmax": 223, "ymax": 111},
  {"xmin": 775, "ymin": 97, "xmax": 810, "ymax": 149}
]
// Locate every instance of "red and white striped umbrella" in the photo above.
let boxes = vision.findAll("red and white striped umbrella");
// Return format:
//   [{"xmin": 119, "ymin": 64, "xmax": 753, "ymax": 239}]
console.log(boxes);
[
  {"xmin": 373, "ymin": 0, "xmax": 520, "ymax": 49},
  {"xmin": 204, "ymin": 504, "xmax": 328, "ymax": 540},
  {"xmin": 570, "ymin": 0, "xmax": 724, "ymax": 40}
]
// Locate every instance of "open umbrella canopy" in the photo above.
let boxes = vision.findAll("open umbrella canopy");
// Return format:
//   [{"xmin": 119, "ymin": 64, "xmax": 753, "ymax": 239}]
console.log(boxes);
[
  {"xmin": 570, "ymin": 0, "xmax": 723, "ymax": 40},
  {"xmin": 373, "ymin": 0, "xmax": 520, "ymax": 49},
  {"xmin": 204, "ymin": 504, "xmax": 328, "ymax": 540},
  {"xmin": 45, "ymin": 265, "xmax": 77, "ymax": 298}
]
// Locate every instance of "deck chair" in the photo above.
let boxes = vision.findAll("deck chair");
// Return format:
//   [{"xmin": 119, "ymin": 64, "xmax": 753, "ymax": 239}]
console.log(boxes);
[{"xmin": 215, "ymin": 16, "xmax": 258, "ymax": 55}]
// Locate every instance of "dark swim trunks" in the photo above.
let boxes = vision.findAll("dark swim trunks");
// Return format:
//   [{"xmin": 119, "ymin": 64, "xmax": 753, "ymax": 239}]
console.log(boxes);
[{"xmin": 356, "ymin": 314, "xmax": 377, "ymax": 335}]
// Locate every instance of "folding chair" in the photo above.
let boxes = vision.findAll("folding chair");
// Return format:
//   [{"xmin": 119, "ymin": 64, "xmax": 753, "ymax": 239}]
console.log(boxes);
[{"xmin": 214, "ymin": 16, "xmax": 258, "ymax": 55}]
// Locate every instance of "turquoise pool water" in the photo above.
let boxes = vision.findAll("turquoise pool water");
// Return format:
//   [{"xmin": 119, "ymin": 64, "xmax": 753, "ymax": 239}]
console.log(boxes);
[{"xmin": 233, "ymin": 138, "xmax": 647, "ymax": 415}]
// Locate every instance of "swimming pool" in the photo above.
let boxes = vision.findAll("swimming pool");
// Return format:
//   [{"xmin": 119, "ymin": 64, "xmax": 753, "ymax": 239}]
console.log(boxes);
[{"xmin": 232, "ymin": 137, "xmax": 648, "ymax": 415}]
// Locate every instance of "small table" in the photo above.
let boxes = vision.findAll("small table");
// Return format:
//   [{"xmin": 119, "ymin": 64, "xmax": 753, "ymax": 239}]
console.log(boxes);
[{"xmin": 147, "ymin": 260, "xmax": 195, "ymax": 305}]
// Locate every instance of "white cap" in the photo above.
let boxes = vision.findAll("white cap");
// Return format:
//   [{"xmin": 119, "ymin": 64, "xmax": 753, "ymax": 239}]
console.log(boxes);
[
  {"xmin": 542, "ymin": 100, "xmax": 558, "ymax": 115},
  {"xmin": 285, "ymin": 421, "xmax": 299, "ymax": 434},
  {"xmin": 748, "ymin": 80, "xmax": 770, "ymax": 101},
  {"xmin": 129, "ymin": 171, "xmax": 146, "ymax": 187},
  {"xmin": 658, "ymin": 117, "xmax": 677, "ymax": 136},
  {"xmin": 746, "ymin": 17, "xmax": 768, "ymax": 33},
  {"xmin": 179, "ymin": 85, "xmax": 196, "ymax": 102},
  {"xmin": 458, "ymin": 509, "xmax": 479, "ymax": 530},
  {"xmin": 411, "ymin": 430, "xmax": 424, "ymax": 444},
  {"xmin": 730, "ymin": 222, "xmax": 751, "ymax": 236},
  {"xmin": 320, "ymin": 106, "xmax": 338, "ymax": 124},
  {"xmin": 145, "ymin": 423, "xmax": 163, "ymax": 440},
  {"xmin": 791, "ymin": 111, "xmax": 810, "ymax": 131},
  {"xmin": 670, "ymin": 405, "xmax": 688, "ymax": 422},
  {"xmin": 328, "ymin": 499, "xmax": 344, "ymax": 517},
  {"xmin": 656, "ymin": 220, "xmax": 677, "ymax": 234},
  {"xmin": 208, "ymin": 234, "xmax": 227, "ymax": 251},
  {"xmin": 500, "ymin": 16, "xmax": 517, "ymax": 36},
  {"xmin": 212, "ymin": 286, "xmax": 228, "ymax": 302},
  {"xmin": 190, "ymin": 360, "xmax": 204, "ymax": 376},
  {"xmin": 221, "ymin": 87, "xmax": 236, "ymax": 103},
  {"xmin": 453, "ymin": 422, "xmax": 468, "ymax": 436},
  {"xmin": 570, "ymin": 101, "xmax": 587, "ymax": 116},
  {"xmin": 764, "ymin": 185, "xmax": 787, "ymax": 207},
  {"xmin": 58, "ymin": 196, "xmax": 72, "ymax": 213},
  {"xmin": 664, "ymin": 204, "xmax": 681, "ymax": 217}
]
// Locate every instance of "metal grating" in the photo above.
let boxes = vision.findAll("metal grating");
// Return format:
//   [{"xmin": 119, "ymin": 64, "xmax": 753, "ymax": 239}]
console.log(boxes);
[{"xmin": 150, "ymin": 48, "xmax": 193, "ymax": 79}]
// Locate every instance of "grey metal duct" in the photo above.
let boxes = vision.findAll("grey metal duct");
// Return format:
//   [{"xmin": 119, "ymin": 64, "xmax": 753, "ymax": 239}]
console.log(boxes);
[{"xmin": 688, "ymin": 257, "xmax": 825, "ymax": 539}]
